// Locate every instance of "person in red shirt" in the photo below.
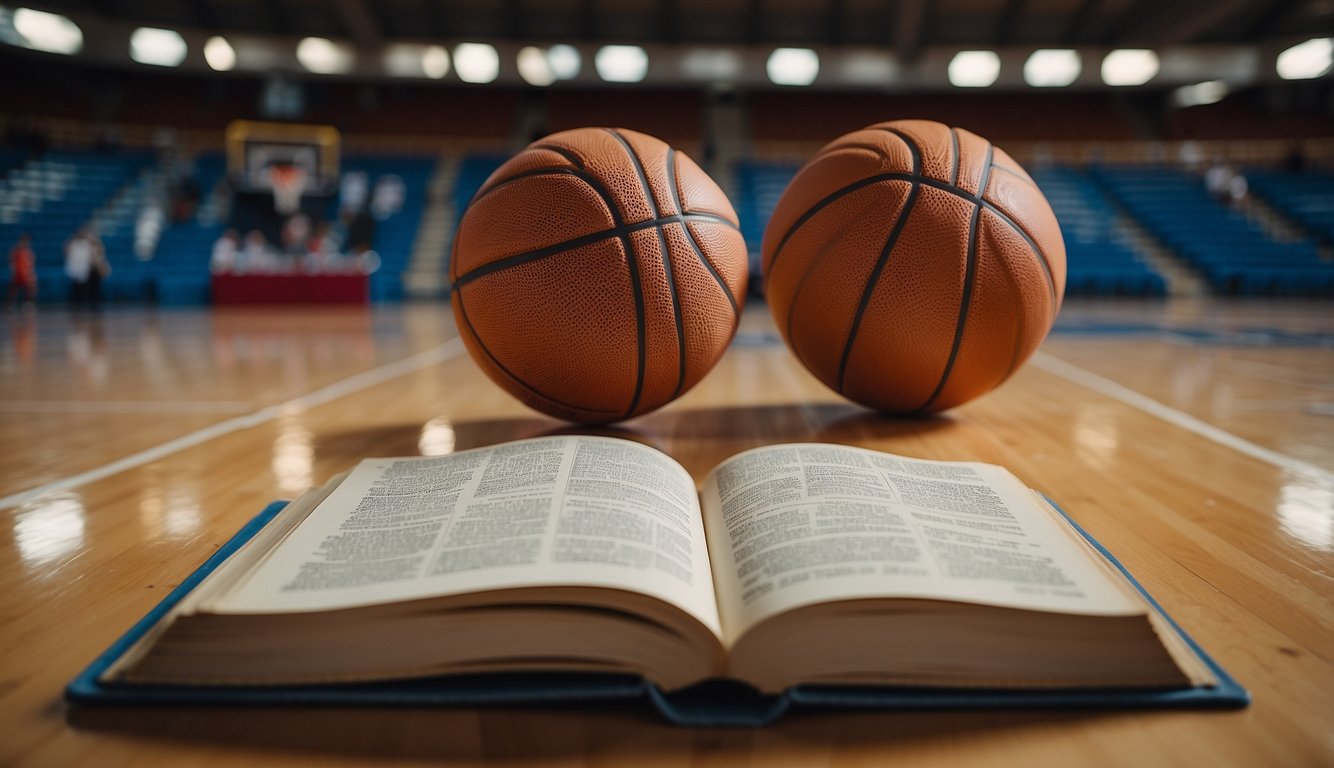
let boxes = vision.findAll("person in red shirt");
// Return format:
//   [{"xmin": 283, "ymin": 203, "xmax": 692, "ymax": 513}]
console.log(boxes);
[{"xmin": 7, "ymin": 232, "xmax": 36, "ymax": 308}]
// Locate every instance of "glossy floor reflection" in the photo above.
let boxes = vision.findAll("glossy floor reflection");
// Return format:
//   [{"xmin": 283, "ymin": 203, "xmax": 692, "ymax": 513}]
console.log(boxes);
[{"xmin": 1, "ymin": 296, "xmax": 1331, "ymax": 766}]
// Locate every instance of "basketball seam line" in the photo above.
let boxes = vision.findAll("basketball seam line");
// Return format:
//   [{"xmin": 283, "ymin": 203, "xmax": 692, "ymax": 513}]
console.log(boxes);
[
  {"xmin": 530, "ymin": 143, "xmax": 586, "ymax": 169},
  {"xmin": 915, "ymin": 142, "xmax": 995, "ymax": 414},
  {"xmin": 468, "ymin": 166, "xmax": 612, "ymax": 213},
  {"xmin": 607, "ymin": 129, "xmax": 688, "ymax": 405},
  {"xmin": 605, "ymin": 129, "xmax": 651, "ymax": 419},
  {"xmin": 667, "ymin": 148, "xmax": 741, "ymax": 318},
  {"xmin": 765, "ymin": 172, "xmax": 1056, "ymax": 303},
  {"xmin": 836, "ymin": 130, "xmax": 923, "ymax": 392},
  {"xmin": 454, "ymin": 291, "xmax": 621, "ymax": 415},
  {"xmin": 989, "ymin": 162, "xmax": 1039, "ymax": 189},
  {"xmin": 784, "ymin": 126, "xmax": 921, "ymax": 343},
  {"xmin": 451, "ymin": 212, "xmax": 737, "ymax": 288},
  {"xmin": 949, "ymin": 128, "xmax": 960, "ymax": 186}
]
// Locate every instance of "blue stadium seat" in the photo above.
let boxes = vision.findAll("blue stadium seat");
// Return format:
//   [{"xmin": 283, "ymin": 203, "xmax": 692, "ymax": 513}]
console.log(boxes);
[{"xmin": 1089, "ymin": 165, "xmax": 1332, "ymax": 296}]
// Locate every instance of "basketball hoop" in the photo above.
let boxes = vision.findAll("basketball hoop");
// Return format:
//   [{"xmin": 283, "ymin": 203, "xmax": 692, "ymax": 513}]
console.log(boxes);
[{"xmin": 269, "ymin": 164, "xmax": 308, "ymax": 215}]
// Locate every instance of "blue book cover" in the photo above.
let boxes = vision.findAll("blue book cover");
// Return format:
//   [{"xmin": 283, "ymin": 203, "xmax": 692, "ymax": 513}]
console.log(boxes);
[{"xmin": 66, "ymin": 499, "xmax": 1250, "ymax": 727}]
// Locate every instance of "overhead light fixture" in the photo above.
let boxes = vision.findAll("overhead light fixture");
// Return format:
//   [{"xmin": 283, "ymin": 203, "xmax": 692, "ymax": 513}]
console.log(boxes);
[
  {"xmin": 204, "ymin": 36, "xmax": 235, "ymax": 71},
  {"xmin": 383, "ymin": 43, "xmax": 448, "ymax": 78},
  {"xmin": 841, "ymin": 51, "xmax": 897, "ymax": 85},
  {"xmin": 595, "ymin": 45, "xmax": 648, "ymax": 83},
  {"xmin": 766, "ymin": 47, "xmax": 819, "ymax": 86},
  {"xmin": 383, "ymin": 44, "xmax": 418, "ymax": 76},
  {"xmin": 1101, "ymin": 49, "xmax": 1158, "ymax": 86},
  {"xmin": 1024, "ymin": 49, "xmax": 1080, "ymax": 87},
  {"xmin": 1276, "ymin": 37, "xmax": 1333, "ymax": 80},
  {"xmin": 547, "ymin": 44, "xmax": 581, "ymax": 80},
  {"xmin": 682, "ymin": 48, "xmax": 741, "ymax": 81},
  {"xmin": 12, "ymin": 7, "xmax": 82, "ymax": 55},
  {"xmin": 517, "ymin": 46, "xmax": 555, "ymax": 86},
  {"xmin": 948, "ymin": 50, "xmax": 1000, "ymax": 87},
  {"xmin": 296, "ymin": 37, "xmax": 353, "ymax": 74},
  {"xmin": 129, "ymin": 27, "xmax": 187, "ymax": 67},
  {"xmin": 421, "ymin": 45, "xmax": 449, "ymax": 79},
  {"xmin": 1172, "ymin": 80, "xmax": 1229, "ymax": 108},
  {"xmin": 454, "ymin": 42, "xmax": 499, "ymax": 83}
]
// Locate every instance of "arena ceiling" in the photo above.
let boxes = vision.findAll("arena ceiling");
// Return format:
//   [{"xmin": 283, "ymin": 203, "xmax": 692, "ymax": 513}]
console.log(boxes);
[{"xmin": 27, "ymin": 0, "xmax": 1334, "ymax": 56}]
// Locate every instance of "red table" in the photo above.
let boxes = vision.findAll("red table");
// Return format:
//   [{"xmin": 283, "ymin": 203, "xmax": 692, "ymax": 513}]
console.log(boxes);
[{"xmin": 211, "ymin": 274, "xmax": 369, "ymax": 304}]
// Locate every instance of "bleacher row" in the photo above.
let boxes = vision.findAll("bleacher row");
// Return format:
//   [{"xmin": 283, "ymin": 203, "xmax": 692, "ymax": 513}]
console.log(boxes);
[
  {"xmin": 733, "ymin": 160, "xmax": 1332, "ymax": 296},
  {"xmin": 0, "ymin": 148, "xmax": 1331, "ymax": 302}
]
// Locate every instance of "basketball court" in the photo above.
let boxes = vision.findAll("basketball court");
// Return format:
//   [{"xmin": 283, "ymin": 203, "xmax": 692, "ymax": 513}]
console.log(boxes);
[
  {"xmin": 3, "ymin": 295, "xmax": 1331, "ymax": 763},
  {"xmin": 1, "ymin": 0, "xmax": 1333, "ymax": 764}
]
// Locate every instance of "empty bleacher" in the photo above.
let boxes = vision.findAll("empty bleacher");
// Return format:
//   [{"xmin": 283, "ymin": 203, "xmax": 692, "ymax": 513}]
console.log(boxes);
[
  {"xmin": 732, "ymin": 160, "xmax": 798, "ymax": 291},
  {"xmin": 1246, "ymin": 168, "xmax": 1334, "ymax": 246},
  {"xmin": 1091, "ymin": 165, "xmax": 1334, "ymax": 296},
  {"xmin": 1029, "ymin": 166, "xmax": 1166, "ymax": 296}
]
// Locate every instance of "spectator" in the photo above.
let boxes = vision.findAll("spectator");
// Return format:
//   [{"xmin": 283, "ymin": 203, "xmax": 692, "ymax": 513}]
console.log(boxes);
[
  {"xmin": 86, "ymin": 230, "xmax": 109, "ymax": 307},
  {"xmin": 210, "ymin": 228, "xmax": 239, "ymax": 274},
  {"xmin": 7, "ymin": 232, "xmax": 36, "ymax": 309},
  {"xmin": 1204, "ymin": 158, "xmax": 1247, "ymax": 208},
  {"xmin": 241, "ymin": 230, "xmax": 274, "ymax": 273},
  {"xmin": 65, "ymin": 228, "xmax": 95, "ymax": 307},
  {"xmin": 282, "ymin": 213, "xmax": 311, "ymax": 256}
]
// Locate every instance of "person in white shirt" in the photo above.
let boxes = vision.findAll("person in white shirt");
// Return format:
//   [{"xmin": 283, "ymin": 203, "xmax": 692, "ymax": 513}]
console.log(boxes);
[
  {"xmin": 211, "ymin": 229, "xmax": 239, "ymax": 274},
  {"xmin": 65, "ymin": 228, "xmax": 94, "ymax": 307}
]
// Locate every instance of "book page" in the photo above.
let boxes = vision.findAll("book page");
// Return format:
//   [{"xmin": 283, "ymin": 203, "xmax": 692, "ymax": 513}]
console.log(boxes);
[
  {"xmin": 210, "ymin": 436, "xmax": 721, "ymax": 638},
  {"xmin": 700, "ymin": 443, "xmax": 1144, "ymax": 644}
]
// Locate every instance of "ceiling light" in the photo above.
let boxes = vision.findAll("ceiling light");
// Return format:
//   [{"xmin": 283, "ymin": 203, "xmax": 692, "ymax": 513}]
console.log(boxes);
[
  {"xmin": 1172, "ymin": 80, "xmax": 1229, "ymax": 108},
  {"xmin": 1101, "ymin": 49, "xmax": 1158, "ymax": 86},
  {"xmin": 547, "ymin": 44, "xmax": 581, "ymax": 80},
  {"xmin": 129, "ymin": 27, "xmax": 187, "ymax": 67},
  {"xmin": 454, "ymin": 42, "xmax": 499, "ymax": 83},
  {"xmin": 595, "ymin": 45, "xmax": 648, "ymax": 83},
  {"xmin": 12, "ymin": 7, "xmax": 81, "ymax": 55},
  {"xmin": 204, "ymin": 36, "xmax": 235, "ymax": 71},
  {"xmin": 296, "ymin": 37, "xmax": 353, "ymax": 75},
  {"xmin": 1277, "ymin": 38, "xmax": 1333, "ymax": 80},
  {"xmin": 517, "ymin": 46, "xmax": 555, "ymax": 86},
  {"xmin": 1024, "ymin": 49, "xmax": 1080, "ymax": 87},
  {"xmin": 682, "ymin": 48, "xmax": 741, "ymax": 81},
  {"xmin": 948, "ymin": 50, "xmax": 1000, "ymax": 87},
  {"xmin": 421, "ymin": 45, "xmax": 449, "ymax": 79},
  {"xmin": 766, "ymin": 47, "xmax": 819, "ymax": 86}
]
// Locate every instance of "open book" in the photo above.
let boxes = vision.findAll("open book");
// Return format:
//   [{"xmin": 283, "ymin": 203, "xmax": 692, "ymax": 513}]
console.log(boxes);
[{"xmin": 102, "ymin": 436, "xmax": 1218, "ymax": 697}]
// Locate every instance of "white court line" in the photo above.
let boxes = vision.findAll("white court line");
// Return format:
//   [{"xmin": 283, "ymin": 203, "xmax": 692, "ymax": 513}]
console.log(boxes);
[
  {"xmin": 1032, "ymin": 352, "xmax": 1333, "ymax": 483},
  {"xmin": 0, "ymin": 338, "xmax": 467, "ymax": 511},
  {"xmin": 0, "ymin": 401, "xmax": 254, "ymax": 414}
]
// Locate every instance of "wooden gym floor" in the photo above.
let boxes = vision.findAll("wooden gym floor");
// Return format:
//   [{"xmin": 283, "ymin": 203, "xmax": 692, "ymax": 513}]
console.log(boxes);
[{"xmin": 1, "ymin": 296, "xmax": 1331, "ymax": 766}]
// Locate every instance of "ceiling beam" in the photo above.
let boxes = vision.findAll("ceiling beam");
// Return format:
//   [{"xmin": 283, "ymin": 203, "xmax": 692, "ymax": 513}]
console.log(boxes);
[
  {"xmin": 745, "ymin": 0, "xmax": 763, "ymax": 45},
  {"xmin": 894, "ymin": 0, "xmax": 929, "ymax": 61},
  {"xmin": 996, "ymin": 0, "xmax": 1028, "ymax": 45},
  {"xmin": 828, "ymin": 0, "xmax": 845, "ymax": 45},
  {"xmin": 1122, "ymin": 0, "xmax": 1269, "ymax": 45},
  {"xmin": 330, "ymin": 0, "xmax": 382, "ymax": 48},
  {"xmin": 1062, "ymin": 0, "xmax": 1103, "ymax": 45},
  {"xmin": 661, "ymin": 0, "xmax": 681, "ymax": 44}
]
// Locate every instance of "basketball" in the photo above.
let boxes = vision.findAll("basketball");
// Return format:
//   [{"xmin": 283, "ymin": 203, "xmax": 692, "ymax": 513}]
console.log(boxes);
[
  {"xmin": 451, "ymin": 127, "xmax": 748, "ymax": 423},
  {"xmin": 762, "ymin": 119, "xmax": 1067, "ymax": 414}
]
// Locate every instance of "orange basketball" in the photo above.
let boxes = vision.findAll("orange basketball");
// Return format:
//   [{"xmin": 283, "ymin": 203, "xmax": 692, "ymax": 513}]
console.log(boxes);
[
  {"xmin": 452, "ymin": 128, "xmax": 748, "ymax": 424},
  {"xmin": 762, "ymin": 120, "xmax": 1066, "ymax": 414}
]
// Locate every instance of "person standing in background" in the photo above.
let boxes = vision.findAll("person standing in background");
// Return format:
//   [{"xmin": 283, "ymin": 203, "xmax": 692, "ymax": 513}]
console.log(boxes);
[
  {"xmin": 65, "ymin": 228, "xmax": 94, "ymax": 307},
  {"xmin": 86, "ymin": 230, "xmax": 109, "ymax": 307},
  {"xmin": 7, "ymin": 232, "xmax": 37, "ymax": 309}
]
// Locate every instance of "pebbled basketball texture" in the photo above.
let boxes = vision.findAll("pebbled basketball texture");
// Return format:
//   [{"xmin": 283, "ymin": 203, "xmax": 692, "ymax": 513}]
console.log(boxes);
[
  {"xmin": 452, "ymin": 127, "xmax": 748, "ymax": 424},
  {"xmin": 761, "ymin": 119, "xmax": 1066, "ymax": 414}
]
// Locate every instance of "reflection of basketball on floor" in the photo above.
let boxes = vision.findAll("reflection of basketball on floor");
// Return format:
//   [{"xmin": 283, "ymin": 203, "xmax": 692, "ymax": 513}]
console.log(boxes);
[
  {"xmin": 763, "ymin": 119, "xmax": 1067, "ymax": 414},
  {"xmin": 451, "ymin": 127, "xmax": 748, "ymax": 424}
]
